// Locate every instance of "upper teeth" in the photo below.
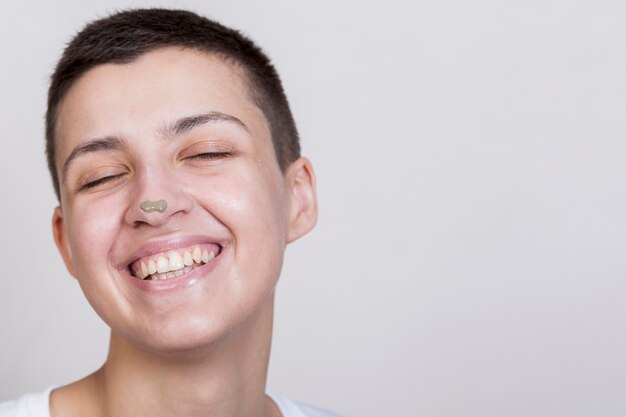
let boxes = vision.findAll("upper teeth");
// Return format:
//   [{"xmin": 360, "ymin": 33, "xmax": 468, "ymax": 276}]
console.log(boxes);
[{"xmin": 132, "ymin": 246, "xmax": 217, "ymax": 280}]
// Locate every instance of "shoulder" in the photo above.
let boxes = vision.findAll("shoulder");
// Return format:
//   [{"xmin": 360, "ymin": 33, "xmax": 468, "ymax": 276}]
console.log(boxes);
[
  {"xmin": 0, "ymin": 387, "xmax": 54, "ymax": 417},
  {"xmin": 268, "ymin": 392, "xmax": 346, "ymax": 417}
]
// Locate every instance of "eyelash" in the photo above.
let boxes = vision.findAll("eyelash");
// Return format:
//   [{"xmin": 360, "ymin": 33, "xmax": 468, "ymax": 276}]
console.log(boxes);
[
  {"xmin": 78, "ymin": 152, "xmax": 231, "ymax": 191},
  {"xmin": 80, "ymin": 174, "xmax": 123, "ymax": 191},
  {"xmin": 186, "ymin": 152, "xmax": 231, "ymax": 161}
]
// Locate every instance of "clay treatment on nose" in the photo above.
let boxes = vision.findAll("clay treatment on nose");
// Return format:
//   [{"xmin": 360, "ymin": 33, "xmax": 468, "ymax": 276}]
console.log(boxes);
[{"xmin": 140, "ymin": 199, "xmax": 167, "ymax": 213}]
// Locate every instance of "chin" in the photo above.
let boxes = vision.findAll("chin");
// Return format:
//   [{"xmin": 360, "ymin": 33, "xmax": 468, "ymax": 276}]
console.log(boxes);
[{"xmin": 114, "ymin": 298, "xmax": 273, "ymax": 357}]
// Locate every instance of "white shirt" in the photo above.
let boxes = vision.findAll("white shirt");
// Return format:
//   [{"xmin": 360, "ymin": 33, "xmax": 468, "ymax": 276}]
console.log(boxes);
[{"xmin": 0, "ymin": 387, "xmax": 343, "ymax": 417}]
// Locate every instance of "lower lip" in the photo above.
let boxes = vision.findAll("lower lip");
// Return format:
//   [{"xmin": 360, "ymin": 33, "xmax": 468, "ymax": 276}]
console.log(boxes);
[{"xmin": 122, "ymin": 247, "xmax": 226, "ymax": 293}]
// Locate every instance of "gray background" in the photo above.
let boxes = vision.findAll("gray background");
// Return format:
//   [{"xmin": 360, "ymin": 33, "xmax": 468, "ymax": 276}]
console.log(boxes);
[{"xmin": 1, "ymin": 1, "xmax": 626, "ymax": 416}]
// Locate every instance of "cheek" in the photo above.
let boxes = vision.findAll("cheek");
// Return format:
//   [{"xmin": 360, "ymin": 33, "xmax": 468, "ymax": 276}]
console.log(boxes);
[
  {"xmin": 196, "ymin": 167, "xmax": 288, "ymax": 277},
  {"xmin": 216, "ymin": 169, "xmax": 286, "ymax": 239},
  {"xmin": 66, "ymin": 198, "xmax": 124, "ymax": 273},
  {"xmin": 63, "ymin": 197, "xmax": 131, "ymax": 327}
]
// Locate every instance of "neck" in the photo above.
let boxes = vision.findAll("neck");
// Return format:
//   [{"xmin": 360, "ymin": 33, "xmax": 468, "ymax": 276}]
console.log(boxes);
[{"xmin": 51, "ymin": 297, "xmax": 279, "ymax": 417}]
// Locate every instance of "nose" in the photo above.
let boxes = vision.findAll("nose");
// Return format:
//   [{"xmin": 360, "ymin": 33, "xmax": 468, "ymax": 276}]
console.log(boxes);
[{"xmin": 124, "ymin": 168, "xmax": 193, "ymax": 228}]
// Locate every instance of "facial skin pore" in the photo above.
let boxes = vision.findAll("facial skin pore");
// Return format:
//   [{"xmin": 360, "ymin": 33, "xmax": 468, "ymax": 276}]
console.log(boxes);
[{"xmin": 49, "ymin": 47, "xmax": 317, "ymax": 417}]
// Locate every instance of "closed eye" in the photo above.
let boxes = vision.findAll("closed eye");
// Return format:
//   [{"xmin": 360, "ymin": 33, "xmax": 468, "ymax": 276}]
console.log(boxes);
[
  {"xmin": 80, "ymin": 174, "xmax": 124, "ymax": 190},
  {"xmin": 186, "ymin": 152, "xmax": 231, "ymax": 160}
]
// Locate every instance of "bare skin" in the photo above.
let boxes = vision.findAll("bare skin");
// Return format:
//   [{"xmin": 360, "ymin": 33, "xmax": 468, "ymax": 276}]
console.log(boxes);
[
  {"xmin": 50, "ymin": 299, "xmax": 281, "ymax": 417},
  {"xmin": 48, "ymin": 48, "xmax": 317, "ymax": 417}
]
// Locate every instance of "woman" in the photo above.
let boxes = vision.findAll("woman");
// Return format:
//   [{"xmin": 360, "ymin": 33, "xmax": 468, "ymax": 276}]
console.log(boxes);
[{"xmin": 1, "ymin": 8, "xmax": 340, "ymax": 417}]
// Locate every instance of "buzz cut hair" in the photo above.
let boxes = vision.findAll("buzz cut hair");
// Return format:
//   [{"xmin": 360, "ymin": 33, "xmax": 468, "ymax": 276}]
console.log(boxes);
[{"xmin": 46, "ymin": 8, "xmax": 301, "ymax": 200}]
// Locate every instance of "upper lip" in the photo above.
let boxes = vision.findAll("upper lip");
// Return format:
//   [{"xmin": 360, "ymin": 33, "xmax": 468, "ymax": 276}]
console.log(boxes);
[{"xmin": 118, "ymin": 234, "xmax": 229, "ymax": 270}]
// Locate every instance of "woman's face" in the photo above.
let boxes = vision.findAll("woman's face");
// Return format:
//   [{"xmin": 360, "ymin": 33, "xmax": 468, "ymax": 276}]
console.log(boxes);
[{"xmin": 51, "ymin": 48, "xmax": 316, "ymax": 352}]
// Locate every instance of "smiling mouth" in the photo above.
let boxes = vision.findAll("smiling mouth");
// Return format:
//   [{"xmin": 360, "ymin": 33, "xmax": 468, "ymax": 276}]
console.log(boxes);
[{"xmin": 128, "ymin": 244, "xmax": 222, "ymax": 281}]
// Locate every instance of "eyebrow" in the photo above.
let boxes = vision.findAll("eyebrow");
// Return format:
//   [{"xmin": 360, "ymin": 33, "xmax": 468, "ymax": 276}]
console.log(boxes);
[
  {"xmin": 61, "ymin": 136, "xmax": 128, "ymax": 181},
  {"xmin": 61, "ymin": 111, "xmax": 248, "ymax": 182},
  {"xmin": 159, "ymin": 111, "xmax": 248, "ymax": 139}
]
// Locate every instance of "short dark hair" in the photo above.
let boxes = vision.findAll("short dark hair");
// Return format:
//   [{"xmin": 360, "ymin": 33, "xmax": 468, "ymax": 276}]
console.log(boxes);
[{"xmin": 46, "ymin": 8, "xmax": 300, "ymax": 200}]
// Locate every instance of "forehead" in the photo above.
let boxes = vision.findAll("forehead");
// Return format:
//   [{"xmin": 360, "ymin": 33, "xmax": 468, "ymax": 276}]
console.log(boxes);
[{"xmin": 54, "ymin": 47, "xmax": 270, "ymax": 164}]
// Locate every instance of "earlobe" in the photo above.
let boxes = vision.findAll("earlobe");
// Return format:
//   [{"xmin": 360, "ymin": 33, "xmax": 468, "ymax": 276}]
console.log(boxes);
[
  {"xmin": 286, "ymin": 157, "xmax": 318, "ymax": 243},
  {"xmin": 52, "ymin": 206, "xmax": 76, "ymax": 278}
]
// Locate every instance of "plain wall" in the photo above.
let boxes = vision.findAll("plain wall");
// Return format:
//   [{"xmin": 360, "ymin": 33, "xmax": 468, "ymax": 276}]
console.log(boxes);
[{"xmin": 2, "ymin": 1, "xmax": 626, "ymax": 416}]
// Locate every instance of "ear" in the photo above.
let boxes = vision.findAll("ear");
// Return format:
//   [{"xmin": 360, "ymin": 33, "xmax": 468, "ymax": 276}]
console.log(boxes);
[
  {"xmin": 285, "ymin": 157, "xmax": 318, "ymax": 243},
  {"xmin": 52, "ymin": 206, "xmax": 77, "ymax": 278}
]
